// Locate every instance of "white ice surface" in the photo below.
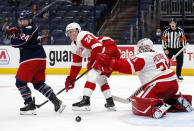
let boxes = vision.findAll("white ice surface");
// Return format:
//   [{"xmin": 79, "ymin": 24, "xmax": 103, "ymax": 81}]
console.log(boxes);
[{"xmin": 0, "ymin": 75, "xmax": 194, "ymax": 131}]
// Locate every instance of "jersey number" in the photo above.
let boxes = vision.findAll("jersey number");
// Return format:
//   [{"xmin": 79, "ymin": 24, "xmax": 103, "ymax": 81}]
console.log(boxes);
[
  {"xmin": 84, "ymin": 35, "xmax": 93, "ymax": 43},
  {"xmin": 156, "ymin": 61, "xmax": 168, "ymax": 71},
  {"xmin": 20, "ymin": 33, "xmax": 30, "ymax": 42}
]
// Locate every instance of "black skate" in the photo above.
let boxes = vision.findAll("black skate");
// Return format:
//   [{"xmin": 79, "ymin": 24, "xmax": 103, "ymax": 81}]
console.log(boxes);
[
  {"xmin": 20, "ymin": 98, "xmax": 36, "ymax": 115},
  {"xmin": 104, "ymin": 97, "xmax": 116, "ymax": 111},
  {"xmin": 50, "ymin": 94, "xmax": 66, "ymax": 113},
  {"xmin": 72, "ymin": 96, "xmax": 91, "ymax": 111}
]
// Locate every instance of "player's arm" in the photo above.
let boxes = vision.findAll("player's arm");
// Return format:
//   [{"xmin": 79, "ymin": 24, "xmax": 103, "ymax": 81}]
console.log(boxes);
[
  {"xmin": 179, "ymin": 28, "xmax": 186, "ymax": 47},
  {"xmin": 69, "ymin": 53, "xmax": 83, "ymax": 80},
  {"xmin": 81, "ymin": 34, "xmax": 102, "ymax": 70},
  {"xmin": 65, "ymin": 53, "xmax": 82, "ymax": 92},
  {"xmin": 162, "ymin": 30, "xmax": 169, "ymax": 54},
  {"xmin": 110, "ymin": 57, "xmax": 145, "ymax": 74},
  {"xmin": 162, "ymin": 30, "xmax": 168, "ymax": 49},
  {"xmin": 10, "ymin": 27, "xmax": 39, "ymax": 48}
]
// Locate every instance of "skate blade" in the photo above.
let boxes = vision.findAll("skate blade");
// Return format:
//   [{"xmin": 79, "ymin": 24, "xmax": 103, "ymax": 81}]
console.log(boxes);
[
  {"xmin": 20, "ymin": 110, "xmax": 37, "ymax": 115},
  {"xmin": 72, "ymin": 106, "xmax": 91, "ymax": 111},
  {"xmin": 57, "ymin": 104, "xmax": 66, "ymax": 114},
  {"xmin": 106, "ymin": 106, "xmax": 116, "ymax": 111}
]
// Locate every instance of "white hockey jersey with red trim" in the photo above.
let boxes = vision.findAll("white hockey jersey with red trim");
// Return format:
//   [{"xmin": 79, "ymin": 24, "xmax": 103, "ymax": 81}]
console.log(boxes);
[
  {"xmin": 121, "ymin": 51, "xmax": 177, "ymax": 87},
  {"xmin": 135, "ymin": 51, "xmax": 177, "ymax": 85},
  {"xmin": 71, "ymin": 31, "xmax": 101, "ymax": 58}
]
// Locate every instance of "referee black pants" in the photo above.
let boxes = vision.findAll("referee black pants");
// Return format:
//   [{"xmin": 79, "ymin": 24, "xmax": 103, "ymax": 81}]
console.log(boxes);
[{"xmin": 167, "ymin": 48, "xmax": 184, "ymax": 77}]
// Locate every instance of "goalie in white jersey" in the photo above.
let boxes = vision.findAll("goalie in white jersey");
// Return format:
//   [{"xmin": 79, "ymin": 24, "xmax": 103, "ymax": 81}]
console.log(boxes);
[
  {"xmin": 96, "ymin": 38, "xmax": 193, "ymax": 118},
  {"xmin": 65, "ymin": 22, "xmax": 120, "ymax": 111}
]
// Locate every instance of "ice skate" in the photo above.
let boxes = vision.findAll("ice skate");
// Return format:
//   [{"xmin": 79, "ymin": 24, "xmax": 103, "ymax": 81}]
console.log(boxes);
[
  {"xmin": 50, "ymin": 94, "xmax": 66, "ymax": 113},
  {"xmin": 72, "ymin": 96, "xmax": 91, "ymax": 111},
  {"xmin": 20, "ymin": 98, "xmax": 36, "ymax": 115},
  {"xmin": 177, "ymin": 96, "xmax": 193, "ymax": 112},
  {"xmin": 104, "ymin": 97, "xmax": 116, "ymax": 111},
  {"xmin": 153, "ymin": 104, "xmax": 171, "ymax": 119}
]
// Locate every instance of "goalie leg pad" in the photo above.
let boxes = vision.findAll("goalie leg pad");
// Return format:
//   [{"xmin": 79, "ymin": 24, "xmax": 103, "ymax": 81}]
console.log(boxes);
[
  {"xmin": 166, "ymin": 94, "xmax": 193, "ymax": 112},
  {"xmin": 131, "ymin": 96, "xmax": 169, "ymax": 118}
]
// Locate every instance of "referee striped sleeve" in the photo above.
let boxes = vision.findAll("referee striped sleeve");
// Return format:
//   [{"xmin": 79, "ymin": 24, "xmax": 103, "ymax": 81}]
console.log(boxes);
[
  {"xmin": 180, "ymin": 29, "xmax": 186, "ymax": 46},
  {"xmin": 162, "ymin": 30, "xmax": 168, "ymax": 49}
]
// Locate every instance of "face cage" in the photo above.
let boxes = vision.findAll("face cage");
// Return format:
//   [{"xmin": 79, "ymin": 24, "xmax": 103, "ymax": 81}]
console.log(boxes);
[{"xmin": 137, "ymin": 45, "xmax": 152, "ymax": 54}]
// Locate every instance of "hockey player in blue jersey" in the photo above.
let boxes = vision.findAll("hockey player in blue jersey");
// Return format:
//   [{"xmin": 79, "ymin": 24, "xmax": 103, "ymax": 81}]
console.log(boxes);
[{"xmin": 8, "ymin": 10, "xmax": 65, "ymax": 115}]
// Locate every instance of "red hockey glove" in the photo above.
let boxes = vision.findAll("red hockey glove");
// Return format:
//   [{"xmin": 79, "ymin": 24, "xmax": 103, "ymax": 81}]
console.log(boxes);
[
  {"xmin": 87, "ymin": 57, "xmax": 95, "ymax": 70},
  {"xmin": 7, "ymin": 26, "xmax": 19, "ymax": 35},
  {"xmin": 65, "ymin": 76, "xmax": 75, "ymax": 92},
  {"xmin": 93, "ymin": 53, "xmax": 113, "ymax": 73}
]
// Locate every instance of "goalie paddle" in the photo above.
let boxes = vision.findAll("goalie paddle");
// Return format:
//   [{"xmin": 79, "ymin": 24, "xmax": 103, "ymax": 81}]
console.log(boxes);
[{"xmin": 36, "ymin": 70, "xmax": 89, "ymax": 108}]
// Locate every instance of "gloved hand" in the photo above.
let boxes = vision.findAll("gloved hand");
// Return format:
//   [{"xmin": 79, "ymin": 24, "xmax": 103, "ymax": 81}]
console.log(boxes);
[
  {"xmin": 87, "ymin": 57, "xmax": 95, "ymax": 70},
  {"xmin": 7, "ymin": 25, "xmax": 19, "ymax": 36},
  {"xmin": 65, "ymin": 76, "xmax": 75, "ymax": 92}
]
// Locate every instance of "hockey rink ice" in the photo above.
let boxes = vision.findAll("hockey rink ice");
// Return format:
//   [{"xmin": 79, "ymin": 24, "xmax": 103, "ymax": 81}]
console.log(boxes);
[{"xmin": 0, "ymin": 75, "xmax": 194, "ymax": 131}]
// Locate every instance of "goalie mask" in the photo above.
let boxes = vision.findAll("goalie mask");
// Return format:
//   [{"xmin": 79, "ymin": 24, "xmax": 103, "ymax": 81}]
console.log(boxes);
[
  {"xmin": 137, "ymin": 38, "xmax": 153, "ymax": 54},
  {"xmin": 65, "ymin": 22, "xmax": 81, "ymax": 36}
]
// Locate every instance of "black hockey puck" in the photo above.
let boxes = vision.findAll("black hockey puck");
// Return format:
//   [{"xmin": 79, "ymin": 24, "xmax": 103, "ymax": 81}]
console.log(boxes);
[{"xmin": 75, "ymin": 116, "xmax": 81, "ymax": 122}]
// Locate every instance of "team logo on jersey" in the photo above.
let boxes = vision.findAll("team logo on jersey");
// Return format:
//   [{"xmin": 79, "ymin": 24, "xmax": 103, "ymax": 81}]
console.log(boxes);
[{"xmin": 0, "ymin": 49, "xmax": 10, "ymax": 65}]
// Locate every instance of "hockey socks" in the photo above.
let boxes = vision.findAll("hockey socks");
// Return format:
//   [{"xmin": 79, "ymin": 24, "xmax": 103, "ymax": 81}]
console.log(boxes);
[{"xmin": 33, "ymin": 83, "xmax": 54, "ymax": 100}]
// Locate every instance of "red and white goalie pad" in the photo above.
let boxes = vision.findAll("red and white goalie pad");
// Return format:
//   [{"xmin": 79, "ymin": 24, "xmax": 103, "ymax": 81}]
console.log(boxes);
[
  {"xmin": 131, "ymin": 96, "xmax": 168, "ymax": 118},
  {"xmin": 165, "ymin": 94, "xmax": 193, "ymax": 112}
]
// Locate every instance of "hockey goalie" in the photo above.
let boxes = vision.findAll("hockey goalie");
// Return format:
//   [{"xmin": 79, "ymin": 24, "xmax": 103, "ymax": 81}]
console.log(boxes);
[{"xmin": 95, "ymin": 38, "xmax": 193, "ymax": 118}]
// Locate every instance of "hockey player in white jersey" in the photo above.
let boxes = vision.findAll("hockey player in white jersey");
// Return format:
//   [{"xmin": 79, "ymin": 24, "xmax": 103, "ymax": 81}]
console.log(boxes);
[
  {"xmin": 95, "ymin": 38, "xmax": 193, "ymax": 118},
  {"xmin": 65, "ymin": 22, "xmax": 120, "ymax": 111}
]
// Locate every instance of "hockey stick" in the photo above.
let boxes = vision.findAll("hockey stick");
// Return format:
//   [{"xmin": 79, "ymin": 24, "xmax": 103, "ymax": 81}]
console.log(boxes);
[
  {"xmin": 33, "ymin": 0, "xmax": 72, "ymax": 19},
  {"xmin": 36, "ymin": 70, "xmax": 89, "ymax": 108},
  {"xmin": 171, "ymin": 43, "xmax": 189, "ymax": 60},
  {"xmin": 112, "ymin": 86, "xmax": 143, "ymax": 104}
]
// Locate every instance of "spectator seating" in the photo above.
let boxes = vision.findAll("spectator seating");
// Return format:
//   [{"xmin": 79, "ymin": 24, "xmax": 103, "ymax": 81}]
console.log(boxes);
[{"xmin": 0, "ymin": 0, "xmax": 106, "ymax": 45}]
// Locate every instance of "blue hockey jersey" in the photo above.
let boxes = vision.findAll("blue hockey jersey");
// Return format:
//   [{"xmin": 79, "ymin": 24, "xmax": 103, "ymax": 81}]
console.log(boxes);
[{"xmin": 11, "ymin": 23, "xmax": 46, "ymax": 63}]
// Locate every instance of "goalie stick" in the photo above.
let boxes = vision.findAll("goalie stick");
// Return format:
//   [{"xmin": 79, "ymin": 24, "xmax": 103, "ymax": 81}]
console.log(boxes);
[
  {"xmin": 112, "ymin": 86, "xmax": 143, "ymax": 104},
  {"xmin": 33, "ymin": 0, "xmax": 72, "ymax": 19},
  {"xmin": 36, "ymin": 70, "xmax": 89, "ymax": 108},
  {"xmin": 171, "ymin": 42, "xmax": 189, "ymax": 60}
]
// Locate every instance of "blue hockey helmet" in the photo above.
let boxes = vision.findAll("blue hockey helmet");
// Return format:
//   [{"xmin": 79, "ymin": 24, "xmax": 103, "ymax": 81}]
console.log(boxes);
[{"xmin": 19, "ymin": 10, "xmax": 34, "ymax": 20}]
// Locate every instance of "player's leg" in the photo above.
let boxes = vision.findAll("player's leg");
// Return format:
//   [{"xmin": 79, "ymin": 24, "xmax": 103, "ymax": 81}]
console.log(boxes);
[
  {"xmin": 72, "ymin": 69, "xmax": 98, "ymax": 111},
  {"xmin": 16, "ymin": 78, "xmax": 36, "ymax": 115},
  {"xmin": 165, "ymin": 94, "xmax": 193, "ymax": 112},
  {"xmin": 166, "ymin": 48, "xmax": 174, "ymax": 59},
  {"xmin": 97, "ymin": 75, "xmax": 115, "ymax": 110},
  {"xmin": 33, "ymin": 60, "xmax": 65, "ymax": 113},
  {"xmin": 141, "ymin": 80, "xmax": 178, "ymax": 100},
  {"xmin": 137, "ymin": 80, "xmax": 178, "ymax": 118},
  {"xmin": 131, "ymin": 96, "xmax": 171, "ymax": 118},
  {"xmin": 15, "ymin": 62, "xmax": 36, "ymax": 115},
  {"xmin": 176, "ymin": 48, "xmax": 184, "ymax": 80}
]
